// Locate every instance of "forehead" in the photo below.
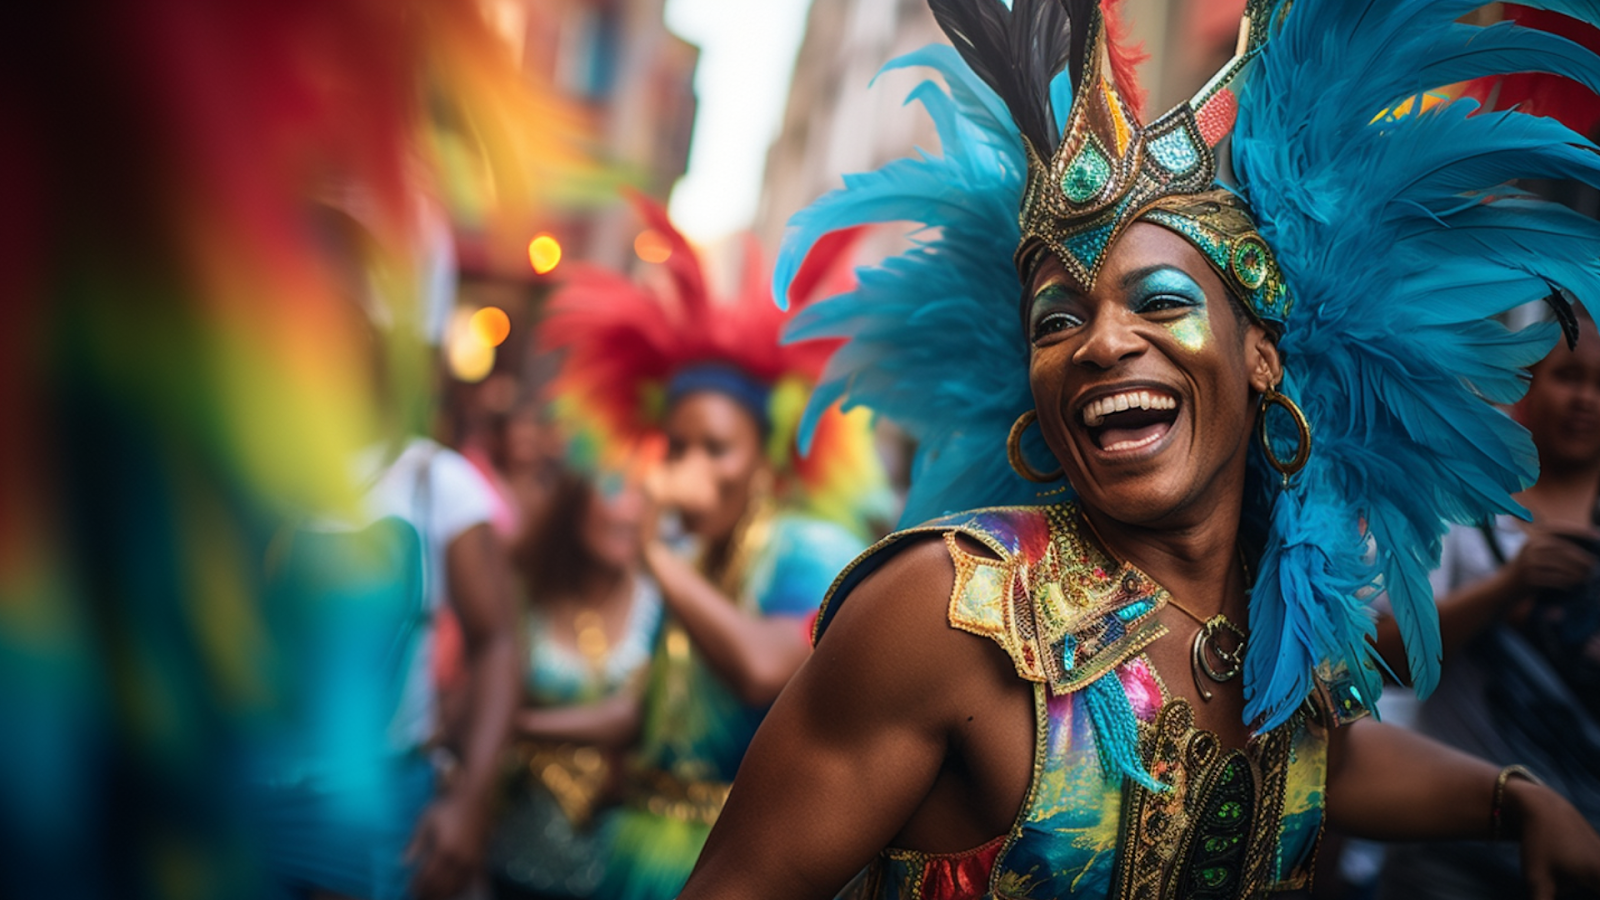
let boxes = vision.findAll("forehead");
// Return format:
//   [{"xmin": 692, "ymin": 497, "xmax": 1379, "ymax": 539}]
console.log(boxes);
[
  {"xmin": 665, "ymin": 390, "xmax": 762, "ymax": 438},
  {"xmin": 1027, "ymin": 221, "xmax": 1228, "ymax": 300}
]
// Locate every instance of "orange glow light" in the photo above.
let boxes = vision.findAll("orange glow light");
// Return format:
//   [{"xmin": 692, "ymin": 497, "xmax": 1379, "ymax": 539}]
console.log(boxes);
[
  {"xmin": 634, "ymin": 229, "xmax": 672, "ymax": 264},
  {"xmin": 469, "ymin": 306, "xmax": 512, "ymax": 347},
  {"xmin": 529, "ymin": 234, "xmax": 562, "ymax": 274}
]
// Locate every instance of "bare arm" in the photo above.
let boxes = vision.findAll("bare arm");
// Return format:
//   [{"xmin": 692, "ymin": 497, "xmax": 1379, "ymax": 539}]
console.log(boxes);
[
  {"xmin": 1326, "ymin": 718, "xmax": 1600, "ymax": 899},
  {"xmin": 1374, "ymin": 529, "xmax": 1596, "ymax": 683},
  {"xmin": 408, "ymin": 523, "xmax": 521, "ymax": 899},
  {"xmin": 680, "ymin": 539, "xmax": 1018, "ymax": 900},
  {"xmin": 643, "ymin": 540, "xmax": 810, "ymax": 706},
  {"xmin": 515, "ymin": 689, "xmax": 642, "ymax": 747}
]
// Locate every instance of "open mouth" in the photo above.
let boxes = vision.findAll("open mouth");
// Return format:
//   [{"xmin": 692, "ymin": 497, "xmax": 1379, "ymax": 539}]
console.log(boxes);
[{"xmin": 1080, "ymin": 388, "xmax": 1181, "ymax": 454}]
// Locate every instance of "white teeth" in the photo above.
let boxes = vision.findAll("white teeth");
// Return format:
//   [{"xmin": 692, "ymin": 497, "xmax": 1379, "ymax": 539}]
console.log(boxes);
[
  {"xmin": 1080, "ymin": 390, "xmax": 1178, "ymax": 427},
  {"xmin": 1103, "ymin": 431, "xmax": 1165, "ymax": 452}
]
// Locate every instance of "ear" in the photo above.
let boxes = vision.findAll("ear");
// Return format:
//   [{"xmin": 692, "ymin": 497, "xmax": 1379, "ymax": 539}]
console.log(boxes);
[{"xmin": 1247, "ymin": 326, "xmax": 1282, "ymax": 393}]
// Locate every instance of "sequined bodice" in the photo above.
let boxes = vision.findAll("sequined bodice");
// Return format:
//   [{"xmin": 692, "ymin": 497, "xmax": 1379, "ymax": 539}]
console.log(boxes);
[{"xmin": 819, "ymin": 503, "xmax": 1360, "ymax": 900}]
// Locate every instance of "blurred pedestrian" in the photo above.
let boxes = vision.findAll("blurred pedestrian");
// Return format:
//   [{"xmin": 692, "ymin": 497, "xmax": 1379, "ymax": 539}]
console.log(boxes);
[
  {"xmin": 535, "ymin": 196, "xmax": 891, "ymax": 900},
  {"xmin": 1375, "ymin": 311, "xmax": 1600, "ymax": 900},
  {"xmin": 486, "ymin": 448, "xmax": 662, "ymax": 899},
  {"xmin": 252, "ymin": 204, "xmax": 521, "ymax": 900}
]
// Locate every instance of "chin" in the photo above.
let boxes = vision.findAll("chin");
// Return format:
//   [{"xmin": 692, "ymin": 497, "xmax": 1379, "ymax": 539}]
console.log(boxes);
[{"xmin": 1063, "ymin": 435, "xmax": 1215, "ymax": 529}]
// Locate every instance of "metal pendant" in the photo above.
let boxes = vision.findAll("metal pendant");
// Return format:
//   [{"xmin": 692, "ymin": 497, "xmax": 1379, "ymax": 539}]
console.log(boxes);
[{"xmin": 1190, "ymin": 615, "xmax": 1249, "ymax": 701}]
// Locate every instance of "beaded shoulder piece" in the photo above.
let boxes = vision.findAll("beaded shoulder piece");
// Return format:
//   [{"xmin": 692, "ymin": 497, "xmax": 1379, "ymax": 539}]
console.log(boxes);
[{"xmin": 815, "ymin": 502, "xmax": 1170, "ymax": 697}]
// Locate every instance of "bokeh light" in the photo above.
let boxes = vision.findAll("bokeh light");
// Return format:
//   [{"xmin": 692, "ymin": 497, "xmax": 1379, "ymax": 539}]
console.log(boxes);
[
  {"xmin": 447, "ymin": 308, "xmax": 497, "ymax": 382},
  {"xmin": 469, "ymin": 306, "xmax": 511, "ymax": 347},
  {"xmin": 528, "ymin": 234, "xmax": 562, "ymax": 274},
  {"xmin": 634, "ymin": 229, "xmax": 672, "ymax": 264}
]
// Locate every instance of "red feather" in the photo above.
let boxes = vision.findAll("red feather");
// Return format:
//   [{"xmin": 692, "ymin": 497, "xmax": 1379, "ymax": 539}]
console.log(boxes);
[
  {"xmin": 1100, "ymin": 0, "xmax": 1149, "ymax": 122},
  {"xmin": 538, "ymin": 194, "xmax": 844, "ymax": 447},
  {"xmin": 1462, "ymin": 6, "xmax": 1600, "ymax": 139}
]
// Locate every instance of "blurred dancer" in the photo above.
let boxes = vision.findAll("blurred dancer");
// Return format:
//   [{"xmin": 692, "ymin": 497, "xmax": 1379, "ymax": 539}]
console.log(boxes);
[
  {"xmin": 1375, "ymin": 311, "xmax": 1600, "ymax": 899},
  {"xmin": 537, "ymin": 196, "xmax": 890, "ymax": 900},
  {"xmin": 488, "ymin": 431, "xmax": 663, "ymax": 900}
]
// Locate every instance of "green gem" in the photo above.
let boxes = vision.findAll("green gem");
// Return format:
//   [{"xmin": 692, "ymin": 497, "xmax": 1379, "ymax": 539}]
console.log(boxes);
[
  {"xmin": 1200, "ymin": 867, "xmax": 1231, "ymax": 888},
  {"xmin": 1061, "ymin": 142, "xmax": 1111, "ymax": 204},
  {"xmin": 1204, "ymin": 836, "xmax": 1240, "ymax": 853},
  {"xmin": 1218, "ymin": 800, "xmax": 1243, "ymax": 820},
  {"xmin": 1231, "ymin": 238, "xmax": 1269, "ymax": 290}
]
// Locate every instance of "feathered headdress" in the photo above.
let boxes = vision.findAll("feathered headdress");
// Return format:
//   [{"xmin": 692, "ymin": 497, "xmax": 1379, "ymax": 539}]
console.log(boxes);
[
  {"xmin": 540, "ymin": 194, "xmax": 890, "ymax": 537},
  {"xmin": 776, "ymin": 0, "xmax": 1600, "ymax": 733}
]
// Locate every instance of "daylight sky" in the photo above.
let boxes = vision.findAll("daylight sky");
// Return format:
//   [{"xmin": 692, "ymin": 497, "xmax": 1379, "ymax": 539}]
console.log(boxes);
[{"xmin": 663, "ymin": 0, "xmax": 814, "ymax": 244}]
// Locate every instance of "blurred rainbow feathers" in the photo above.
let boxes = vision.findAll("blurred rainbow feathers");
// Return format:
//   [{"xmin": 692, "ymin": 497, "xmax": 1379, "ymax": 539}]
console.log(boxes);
[{"xmin": 0, "ymin": 1, "xmax": 600, "ymax": 896}]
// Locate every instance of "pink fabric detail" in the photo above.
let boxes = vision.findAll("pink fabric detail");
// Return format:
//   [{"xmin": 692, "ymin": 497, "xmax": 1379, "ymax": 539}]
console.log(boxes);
[
  {"xmin": 918, "ymin": 835, "xmax": 1006, "ymax": 900},
  {"xmin": 1118, "ymin": 657, "xmax": 1162, "ymax": 722},
  {"xmin": 1196, "ymin": 88, "xmax": 1238, "ymax": 146}
]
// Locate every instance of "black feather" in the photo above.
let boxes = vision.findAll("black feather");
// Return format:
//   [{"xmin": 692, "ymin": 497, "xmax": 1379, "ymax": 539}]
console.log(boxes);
[
  {"xmin": 926, "ymin": 0, "xmax": 1082, "ymax": 154},
  {"xmin": 1542, "ymin": 278, "xmax": 1581, "ymax": 349}
]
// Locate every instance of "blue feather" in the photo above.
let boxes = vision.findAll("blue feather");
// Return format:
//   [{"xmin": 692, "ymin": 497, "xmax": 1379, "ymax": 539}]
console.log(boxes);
[
  {"xmin": 1236, "ymin": 0, "xmax": 1600, "ymax": 727},
  {"xmin": 776, "ymin": 50, "xmax": 1061, "ymax": 524}
]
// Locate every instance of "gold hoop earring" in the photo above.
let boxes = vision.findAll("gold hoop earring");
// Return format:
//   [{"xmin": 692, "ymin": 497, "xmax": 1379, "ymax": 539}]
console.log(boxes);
[
  {"xmin": 1259, "ymin": 384, "xmax": 1311, "ymax": 483},
  {"xmin": 1007, "ymin": 410, "xmax": 1064, "ymax": 484}
]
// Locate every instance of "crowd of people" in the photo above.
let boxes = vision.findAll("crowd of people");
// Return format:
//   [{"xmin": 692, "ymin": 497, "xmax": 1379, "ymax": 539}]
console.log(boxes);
[{"xmin": 15, "ymin": 1, "xmax": 1600, "ymax": 900}]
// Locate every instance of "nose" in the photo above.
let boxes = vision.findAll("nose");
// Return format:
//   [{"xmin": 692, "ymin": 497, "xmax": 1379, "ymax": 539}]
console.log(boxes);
[
  {"xmin": 1071, "ymin": 306, "xmax": 1146, "ymax": 370},
  {"xmin": 1576, "ymin": 380, "xmax": 1600, "ymax": 413}
]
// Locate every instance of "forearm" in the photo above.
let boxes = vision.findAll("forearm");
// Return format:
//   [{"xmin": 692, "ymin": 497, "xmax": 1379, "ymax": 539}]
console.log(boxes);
[
  {"xmin": 516, "ymin": 691, "xmax": 641, "ymax": 746},
  {"xmin": 1325, "ymin": 718, "xmax": 1501, "ymax": 841},
  {"xmin": 451, "ymin": 633, "xmax": 519, "ymax": 803},
  {"xmin": 646, "ymin": 542, "xmax": 810, "ymax": 705}
]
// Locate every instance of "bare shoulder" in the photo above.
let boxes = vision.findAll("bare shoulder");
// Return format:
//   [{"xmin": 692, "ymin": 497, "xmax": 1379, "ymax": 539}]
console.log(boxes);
[{"xmin": 802, "ymin": 533, "xmax": 1007, "ymax": 721}]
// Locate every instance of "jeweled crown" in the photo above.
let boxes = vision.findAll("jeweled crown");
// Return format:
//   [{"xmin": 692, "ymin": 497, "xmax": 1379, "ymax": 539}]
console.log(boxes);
[{"xmin": 1016, "ymin": 0, "xmax": 1293, "ymax": 326}]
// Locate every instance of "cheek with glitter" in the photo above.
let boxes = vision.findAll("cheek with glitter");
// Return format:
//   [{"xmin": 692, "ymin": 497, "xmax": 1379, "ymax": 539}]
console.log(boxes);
[{"xmin": 1167, "ymin": 313, "xmax": 1211, "ymax": 352}]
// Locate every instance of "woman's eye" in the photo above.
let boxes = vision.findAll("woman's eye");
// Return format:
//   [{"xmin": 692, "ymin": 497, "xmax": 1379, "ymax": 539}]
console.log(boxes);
[
  {"xmin": 1032, "ymin": 312, "xmax": 1081, "ymax": 342},
  {"xmin": 1138, "ymin": 295, "xmax": 1195, "ymax": 314}
]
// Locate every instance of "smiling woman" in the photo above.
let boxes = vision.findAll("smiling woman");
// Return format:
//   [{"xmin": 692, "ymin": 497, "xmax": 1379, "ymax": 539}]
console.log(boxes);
[{"xmin": 675, "ymin": 1, "xmax": 1600, "ymax": 899}]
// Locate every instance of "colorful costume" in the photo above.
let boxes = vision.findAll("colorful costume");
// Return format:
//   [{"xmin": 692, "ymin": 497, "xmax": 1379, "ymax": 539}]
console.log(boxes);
[
  {"xmin": 488, "ymin": 576, "xmax": 662, "ymax": 899},
  {"xmin": 538, "ymin": 196, "xmax": 891, "ymax": 900},
  {"xmin": 773, "ymin": 0, "xmax": 1600, "ymax": 897}
]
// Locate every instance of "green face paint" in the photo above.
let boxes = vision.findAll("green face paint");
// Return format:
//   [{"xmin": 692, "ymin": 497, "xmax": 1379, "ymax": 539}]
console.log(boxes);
[
  {"xmin": 1131, "ymin": 267, "xmax": 1211, "ymax": 352},
  {"xmin": 1167, "ymin": 315, "xmax": 1211, "ymax": 352}
]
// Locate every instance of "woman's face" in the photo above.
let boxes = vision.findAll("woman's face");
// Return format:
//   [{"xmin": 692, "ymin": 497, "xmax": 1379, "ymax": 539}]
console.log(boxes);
[
  {"xmin": 1024, "ymin": 222, "xmax": 1280, "ymax": 527},
  {"xmin": 579, "ymin": 476, "xmax": 646, "ymax": 569},
  {"xmin": 502, "ymin": 404, "xmax": 546, "ymax": 469},
  {"xmin": 662, "ymin": 391, "xmax": 768, "ymax": 542},
  {"xmin": 1524, "ymin": 317, "xmax": 1600, "ymax": 472}
]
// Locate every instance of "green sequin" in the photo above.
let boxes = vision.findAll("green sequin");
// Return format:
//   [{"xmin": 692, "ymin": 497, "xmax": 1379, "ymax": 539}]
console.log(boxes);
[
  {"xmin": 1218, "ymin": 801, "xmax": 1243, "ymax": 820},
  {"xmin": 1062, "ymin": 143, "xmax": 1111, "ymax": 204}
]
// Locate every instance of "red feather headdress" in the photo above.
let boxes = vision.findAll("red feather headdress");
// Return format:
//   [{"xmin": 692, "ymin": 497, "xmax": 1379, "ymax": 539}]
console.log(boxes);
[{"xmin": 540, "ymin": 194, "xmax": 888, "ymax": 535}]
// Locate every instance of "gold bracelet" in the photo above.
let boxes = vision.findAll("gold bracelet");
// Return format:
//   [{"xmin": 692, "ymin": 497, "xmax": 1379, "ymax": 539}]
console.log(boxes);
[{"xmin": 1490, "ymin": 764, "xmax": 1542, "ymax": 841}]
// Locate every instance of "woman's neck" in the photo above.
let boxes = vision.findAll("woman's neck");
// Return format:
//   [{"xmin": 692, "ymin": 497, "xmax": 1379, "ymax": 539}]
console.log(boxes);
[
  {"xmin": 1082, "ymin": 499, "xmax": 1250, "ymax": 622},
  {"xmin": 542, "ymin": 558, "xmax": 630, "ymax": 610}
]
